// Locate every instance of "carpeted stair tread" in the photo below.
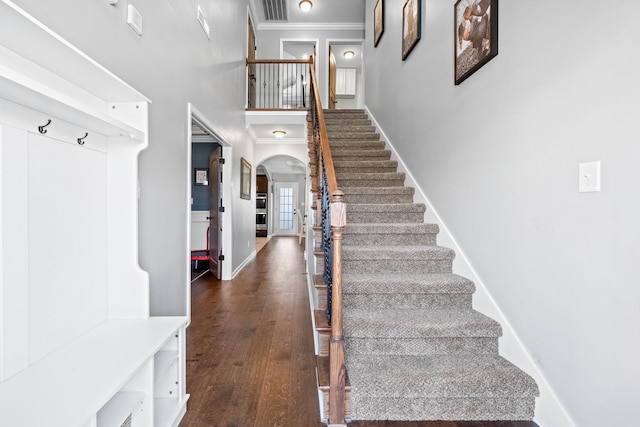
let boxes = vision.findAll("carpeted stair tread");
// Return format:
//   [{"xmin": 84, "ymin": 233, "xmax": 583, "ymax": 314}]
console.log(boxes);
[
  {"xmin": 341, "ymin": 186, "xmax": 415, "ymax": 204},
  {"xmin": 327, "ymin": 132, "xmax": 381, "ymax": 140},
  {"xmin": 347, "ymin": 354, "xmax": 539, "ymax": 399},
  {"xmin": 347, "ymin": 203, "xmax": 425, "ymax": 213},
  {"xmin": 334, "ymin": 160, "xmax": 398, "ymax": 172},
  {"xmin": 343, "ymin": 223, "xmax": 438, "ymax": 246},
  {"xmin": 329, "ymin": 140, "xmax": 386, "ymax": 149},
  {"xmin": 326, "ymin": 124, "xmax": 376, "ymax": 133},
  {"xmin": 336, "ymin": 172, "xmax": 405, "ymax": 188},
  {"xmin": 344, "ymin": 308, "xmax": 502, "ymax": 338},
  {"xmin": 343, "ymin": 273, "xmax": 475, "ymax": 294},
  {"xmin": 331, "ymin": 149, "xmax": 391, "ymax": 159},
  {"xmin": 325, "ymin": 119, "xmax": 372, "ymax": 127},
  {"xmin": 343, "ymin": 244, "xmax": 453, "ymax": 259},
  {"xmin": 344, "ymin": 222, "xmax": 438, "ymax": 236}
]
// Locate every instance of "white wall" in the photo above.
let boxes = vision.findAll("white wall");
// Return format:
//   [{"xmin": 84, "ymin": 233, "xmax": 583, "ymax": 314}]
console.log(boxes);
[
  {"xmin": 12, "ymin": 0, "xmax": 257, "ymax": 313},
  {"xmin": 364, "ymin": 0, "xmax": 640, "ymax": 426}
]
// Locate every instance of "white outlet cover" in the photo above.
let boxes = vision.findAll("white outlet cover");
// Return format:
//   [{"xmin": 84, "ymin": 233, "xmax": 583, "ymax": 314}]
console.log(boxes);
[
  {"xmin": 579, "ymin": 161, "xmax": 601, "ymax": 192},
  {"xmin": 127, "ymin": 4, "xmax": 143, "ymax": 35}
]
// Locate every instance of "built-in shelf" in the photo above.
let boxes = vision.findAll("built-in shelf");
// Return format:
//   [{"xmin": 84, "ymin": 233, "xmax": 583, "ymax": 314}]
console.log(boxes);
[
  {"xmin": 154, "ymin": 351, "xmax": 179, "ymax": 382},
  {"xmin": 0, "ymin": 318, "xmax": 187, "ymax": 426},
  {"xmin": 154, "ymin": 396, "xmax": 188, "ymax": 427},
  {"xmin": 97, "ymin": 391, "xmax": 146, "ymax": 427}
]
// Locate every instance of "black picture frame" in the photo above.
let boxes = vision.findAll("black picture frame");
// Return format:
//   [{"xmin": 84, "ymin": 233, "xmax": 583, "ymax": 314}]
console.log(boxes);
[
  {"xmin": 194, "ymin": 168, "xmax": 208, "ymax": 186},
  {"xmin": 240, "ymin": 158, "xmax": 251, "ymax": 200},
  {"xmin": 454, "ymin": 0, "xmax": 498, "ymax": 85},
  {"xmin": 402, "ymin": 0, "xmax": 421, "ymax": 60},
  {"xmin": 374, "ymin": 0, "xmax": 384, "ymax": 47}
]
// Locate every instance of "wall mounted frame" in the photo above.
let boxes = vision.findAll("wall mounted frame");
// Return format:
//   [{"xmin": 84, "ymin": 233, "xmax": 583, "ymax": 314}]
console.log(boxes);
[
  {"xmin": 454, "ymin": 0, "xmax": 498, "ymax": 84},
  {"xmin": 374, "ymin": 0, "xmax": 384, "ymax": 47},
  {"xmin": 402, "ymin": 0, "xmax": 421, "ymax": 60}
]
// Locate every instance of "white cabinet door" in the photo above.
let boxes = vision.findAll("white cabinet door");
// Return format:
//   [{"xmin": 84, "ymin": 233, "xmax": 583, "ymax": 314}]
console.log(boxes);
[{"xmin": 336, "ymin": 68, "xmax": 356, "ymax": 97}]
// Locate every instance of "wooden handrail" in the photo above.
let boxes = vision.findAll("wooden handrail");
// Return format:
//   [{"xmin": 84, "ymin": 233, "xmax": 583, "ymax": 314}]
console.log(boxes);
[
  {"xmin": 309, "ymin": 59, "xmax": 341, "ymax": 202},
  {"xmin": 246, "ymin": 58, "xmax": 313, "ymax": 65},
  {"xmin": 308, "ymin": 56, "xmax": 347, "ymax": 427}
]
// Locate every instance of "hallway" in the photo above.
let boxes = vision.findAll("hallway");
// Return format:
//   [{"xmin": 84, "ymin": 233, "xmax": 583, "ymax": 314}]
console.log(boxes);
[{"xmin": 180, "ymin": 237, "xmax": 323, "ymax": 426}]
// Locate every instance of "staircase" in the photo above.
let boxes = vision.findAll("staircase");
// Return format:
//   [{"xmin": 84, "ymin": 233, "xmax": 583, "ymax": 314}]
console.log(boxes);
[{"xmin": 322, "ymin": 109, "xmax": 539, "ymax": 422}]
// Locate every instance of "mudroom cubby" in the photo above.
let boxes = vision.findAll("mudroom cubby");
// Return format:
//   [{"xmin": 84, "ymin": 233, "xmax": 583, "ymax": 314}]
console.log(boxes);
[{"xmin": 0, "ymin": 2, "xmax": 188, "ymax": 426}]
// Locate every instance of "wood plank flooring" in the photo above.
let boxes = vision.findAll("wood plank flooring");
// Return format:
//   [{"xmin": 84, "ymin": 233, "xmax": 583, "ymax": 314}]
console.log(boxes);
[{"xmin": 180, "ymin": 236, "xmax": 539, "ymax": 427}]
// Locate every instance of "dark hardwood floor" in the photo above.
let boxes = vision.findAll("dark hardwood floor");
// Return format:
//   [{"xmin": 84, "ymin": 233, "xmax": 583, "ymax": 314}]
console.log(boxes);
[{"xmin": 180, "ymin": 236, "xmax": 538, "ymax": 427}]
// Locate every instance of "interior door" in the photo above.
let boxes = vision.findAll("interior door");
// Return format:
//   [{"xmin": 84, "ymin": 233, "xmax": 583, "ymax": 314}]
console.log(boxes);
[
  {"xmin": 329, "ymin": 46, "xmax": 337, "ymax": 109},
  {"xmin": 274, "ymin": 183, "xmax": 299, "ymax": 236},
  {"xmin": 247, "ymin": 15, "xmax": 257, "ymax": 108},
  {"xmin": 208, "ymin": 146, "xmax": 222, "ymax": 278}
]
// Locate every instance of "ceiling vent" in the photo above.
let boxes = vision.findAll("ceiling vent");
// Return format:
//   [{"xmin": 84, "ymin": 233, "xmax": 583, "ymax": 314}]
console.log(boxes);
[{"xmin": 262, "ymin": 0, "xmax": 288, "ymax": 21}]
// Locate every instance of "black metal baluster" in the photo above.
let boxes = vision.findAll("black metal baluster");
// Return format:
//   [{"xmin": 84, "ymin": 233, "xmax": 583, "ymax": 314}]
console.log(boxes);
[{"xmin": 322, "ymin": 159, "xmax": 333, "ymax": 324}]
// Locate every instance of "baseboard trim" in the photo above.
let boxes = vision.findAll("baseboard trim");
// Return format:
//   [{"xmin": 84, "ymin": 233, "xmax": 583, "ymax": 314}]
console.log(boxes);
[{"xmin": 231, "ymin": 250, "xmax": 256, "ymax": 279}]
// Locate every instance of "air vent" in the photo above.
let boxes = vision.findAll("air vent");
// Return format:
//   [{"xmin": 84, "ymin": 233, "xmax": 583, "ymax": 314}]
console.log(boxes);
[{"xmin": 262, "ymin": 0, "xmax": 288, "ymax": 21}]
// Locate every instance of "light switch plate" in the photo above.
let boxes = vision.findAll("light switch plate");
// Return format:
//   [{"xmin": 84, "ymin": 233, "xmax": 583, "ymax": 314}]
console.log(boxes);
[{"xmin": 579, "ymin": 161, "xmax": 601, "ymax": 192}]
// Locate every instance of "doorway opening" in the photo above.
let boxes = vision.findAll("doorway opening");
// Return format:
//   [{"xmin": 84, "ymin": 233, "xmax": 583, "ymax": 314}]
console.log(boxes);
[
  {"xmin": 189, "ymin": 105, "xmax": 230, "ymax": 282},
  {"xmin": 327, "ymin": 39, "xmax": 365, "ymax": 110},
  {"xmin": 256, "ymin": 155, "xmax": 306, "ymax": 239}
]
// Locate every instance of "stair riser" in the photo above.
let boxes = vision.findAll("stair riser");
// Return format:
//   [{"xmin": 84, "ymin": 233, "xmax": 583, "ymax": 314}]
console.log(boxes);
[
  {"xmin": 347, "ymin": 212, "xmax": 424, "ymax": 223},
  {"xmin": 326, "ymin": 125, "xmax": 375, "ymax": 133},
  {"xmin": 327, "ymin": 133, "xmax": 380, "ymax": 140},
  {"xmin": 325, "ymin": 119, "xmax": 371, "ymax": 126},
  {"xmin": 349, "ymin": 397, "xmax": 536, "ymax": 421},
  {"xmin": 343, "ymin": 194, "xmax": 414, "ymax": 204},
  {"xmin": 330, "ymin": 141, "xmax": 386, "ymax": 149},
  {"xmin": 343, "ymin": 233, "xmax": 437, "ymax": 246},
  {"xmin": 338, "ymin": 178, "xmax": 405, "ymax": 188},
  {"xmin": 344, "ymin": 293, "xmax": 471, "ymax": 310},
  {"xmin": 345, "ymin": 336, "xmax": 497, "ymax": 356},
  {"xmin": 343, "ymin": 259, "xmax": 453, "ymax": 274},
  {"xmin": 332, "ymin": 151, "xmax": 391, "ymax": 160},
  {"xmin": 335, "ymin": 166, "xmax": 397, "ymax": 173}
]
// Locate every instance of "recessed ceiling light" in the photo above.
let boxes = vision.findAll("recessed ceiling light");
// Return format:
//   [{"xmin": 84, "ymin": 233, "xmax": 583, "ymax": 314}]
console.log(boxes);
[
  {"xmin": 299, "ymin": 0, "xmax": 313, "ymax": 12},
  {"xmin": 272, "ymin": 130, "xmax": 286, "ymax": 139},
  {"xmin": 343, "ymin": 50, "xmax": 355, "ymax": 59}
]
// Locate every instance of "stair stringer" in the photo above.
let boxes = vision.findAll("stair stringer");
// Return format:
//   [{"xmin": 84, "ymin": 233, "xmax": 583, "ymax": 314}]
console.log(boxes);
[{"xmin": 364, "ymin": 106, "xmax": 576, "ymax": 427}]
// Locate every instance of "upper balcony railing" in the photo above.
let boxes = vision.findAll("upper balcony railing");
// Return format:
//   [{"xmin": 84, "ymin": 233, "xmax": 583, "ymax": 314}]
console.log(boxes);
[{"xmin": 246, "ymin": 59, "xmax": 312, "ymax": 110}]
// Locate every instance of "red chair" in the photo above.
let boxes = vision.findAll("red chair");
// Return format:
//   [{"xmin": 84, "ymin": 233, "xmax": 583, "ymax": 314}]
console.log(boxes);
[{"xmin": 191, "ymin": 227, "xmax": 210, "ymax": 270}]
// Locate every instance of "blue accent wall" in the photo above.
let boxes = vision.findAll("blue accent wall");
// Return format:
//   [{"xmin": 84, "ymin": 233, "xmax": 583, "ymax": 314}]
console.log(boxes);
[{"xmin": 192, "ymin": 143, "xmax": 220, "ymax": 211}]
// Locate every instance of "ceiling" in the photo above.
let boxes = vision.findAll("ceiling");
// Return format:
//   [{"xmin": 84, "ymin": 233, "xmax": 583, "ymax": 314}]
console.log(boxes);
[
  {"xmin": 247, "ymin": 0, "xmax": 365, "ymax": 175},
  {"xmin": 251, "ymin": 0, "xmax": 365, "ymax": 27}
]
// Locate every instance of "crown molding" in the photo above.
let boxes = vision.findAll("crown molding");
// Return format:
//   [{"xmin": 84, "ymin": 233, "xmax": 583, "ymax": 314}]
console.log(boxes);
[{"xmin": 258, "ymin": 22, "xmax": 365, "ymax": 31}]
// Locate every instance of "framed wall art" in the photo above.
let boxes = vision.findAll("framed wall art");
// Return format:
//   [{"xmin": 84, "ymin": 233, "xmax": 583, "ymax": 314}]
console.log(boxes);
[
  {"xmin": 454, "ymin": 0, "xmax": 498, "ymax": 85},
  {"xmin": 374, "ymin": 0, "xmax": 384, "ymax": 47},
  {"xmin": 402, "ymin": 0, "xmax": 421, "ymax": 60},
  {"xmin": 240, "ymin": 158, "xmax": 251, "ymax": 200},
  {"xmin": 194, "ymin": 168, "xmax": 208, "ymax": 186}
]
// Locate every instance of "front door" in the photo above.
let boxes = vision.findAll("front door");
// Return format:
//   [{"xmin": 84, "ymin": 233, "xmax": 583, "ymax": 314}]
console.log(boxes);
[
  {"xmin": 274, "ymin": 183, "xmax": 298, "ymax": 236},
  {"xmin": 208, "ymin": 146, "xmax": 223, "ymax": 278},
  {"xmin": 247, "ymin": 15, "xmax": 257, "ymax": 108},
  {"xmin": 329, "ymin": 46, "xmax": 337, "ymax": 109}
]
